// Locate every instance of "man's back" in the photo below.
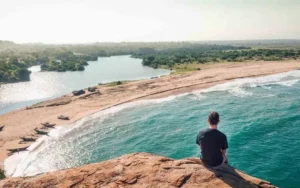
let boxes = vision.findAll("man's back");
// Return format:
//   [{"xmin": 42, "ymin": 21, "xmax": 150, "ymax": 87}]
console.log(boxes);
[{"xmin": 196, "ymin": 128, "xmax": 228, "ymax": 167}]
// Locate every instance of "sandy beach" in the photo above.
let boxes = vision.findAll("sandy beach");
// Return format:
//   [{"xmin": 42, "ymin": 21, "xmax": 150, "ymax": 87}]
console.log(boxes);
[{"xmin": 1, "ymin": 60, "xmax": 300, "ymax": 166}]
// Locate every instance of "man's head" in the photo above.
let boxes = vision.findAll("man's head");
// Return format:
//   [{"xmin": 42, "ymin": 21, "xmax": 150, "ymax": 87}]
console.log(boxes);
[{"xmin": 208, "ymin": 111, "xmax": 220, "ymax": 127}]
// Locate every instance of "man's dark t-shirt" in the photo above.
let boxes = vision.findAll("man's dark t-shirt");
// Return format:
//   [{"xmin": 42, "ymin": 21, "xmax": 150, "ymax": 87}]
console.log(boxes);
[{"xmin": 196, "ymin": 128, "xmax": 228, "ymax": 167}]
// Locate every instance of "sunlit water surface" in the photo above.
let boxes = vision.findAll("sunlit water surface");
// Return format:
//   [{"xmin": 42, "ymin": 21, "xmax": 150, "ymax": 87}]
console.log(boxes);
[
  {"xmin": 0, "ymin": 55, "xmax": 170, "ymax": 115},
  {"xmin": 5, "ymin": 70, "xmax": 300, "ymax": 187}
]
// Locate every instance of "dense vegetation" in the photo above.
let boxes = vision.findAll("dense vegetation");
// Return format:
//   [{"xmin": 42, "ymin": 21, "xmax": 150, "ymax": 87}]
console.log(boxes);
[
  {"xmin": 0, "ymin": 57, "xmax": 31, "ymax": 82},
  {"xmin": 0, "ymin": 41, "xmax": 248, "ymax": 83},
  {"xmin": 134, "ymin": 48, "xmax": 300, "ymax": 69},
  {"xmin": 0, "ymin": 43, "xmax": 97, "ymax": 83},
  {"xmin": 1, "ymin": 40, "xmax": 300, "ymax": 83},
  {"xmin": 39, "ymin": 51, "xmax": 97, "ymax": 72}
]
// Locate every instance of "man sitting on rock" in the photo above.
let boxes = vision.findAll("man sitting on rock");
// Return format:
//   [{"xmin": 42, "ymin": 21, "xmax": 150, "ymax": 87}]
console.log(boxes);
[{"xmin": 196, "ymin": 111, "xmax": 228, "ymax": 167}]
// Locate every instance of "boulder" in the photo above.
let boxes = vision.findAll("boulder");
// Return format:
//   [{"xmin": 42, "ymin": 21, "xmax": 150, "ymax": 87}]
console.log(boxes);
[
  {"xmin": 88, "ymin": 87, "xmax": 97, "ymax": 92},
  {"xmin": 72, "ymin": 90, "xmax": 85, "ymax": 96}
]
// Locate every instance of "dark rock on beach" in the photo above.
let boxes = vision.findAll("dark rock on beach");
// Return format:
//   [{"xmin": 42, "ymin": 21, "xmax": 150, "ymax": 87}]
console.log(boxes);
[{"xmin": 72, "ymin": 90, "xmax": 85, "ymax": 96}]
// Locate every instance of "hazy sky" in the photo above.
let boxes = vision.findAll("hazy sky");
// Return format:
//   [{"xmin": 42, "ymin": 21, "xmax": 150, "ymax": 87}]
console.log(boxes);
[{"xmin": 1, "ymin": 0, "xmax": 300, "ymax": 43}]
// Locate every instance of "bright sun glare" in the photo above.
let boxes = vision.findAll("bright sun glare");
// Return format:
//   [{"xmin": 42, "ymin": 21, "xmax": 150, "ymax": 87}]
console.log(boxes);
[{"xmin": 0, "ymin": 0, "xmax": 300, "ymax": 43}]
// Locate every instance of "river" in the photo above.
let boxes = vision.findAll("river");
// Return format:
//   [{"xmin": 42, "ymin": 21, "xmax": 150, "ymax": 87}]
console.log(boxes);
[{"xmin": 0, "ymin": 55, "xmax": 170, "ymax": 115}]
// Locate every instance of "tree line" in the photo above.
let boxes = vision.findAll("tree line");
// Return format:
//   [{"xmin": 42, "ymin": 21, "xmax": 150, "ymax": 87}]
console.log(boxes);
[
  {"xmin": 134, "ymin": 48, "xmax": 300, "ymax": 69},
  {"xmin": 0, "ymin": 48, "xmax": 97, "ymax": 83},
  {"xmin": 1, "ymin": 40, "xmax": 300, "ymax": 83}
]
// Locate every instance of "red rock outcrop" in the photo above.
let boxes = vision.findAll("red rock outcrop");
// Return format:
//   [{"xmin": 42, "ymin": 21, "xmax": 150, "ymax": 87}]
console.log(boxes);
[{"xmin": 0, "ymin": 153, "xmax": 275, "ymax": 188}]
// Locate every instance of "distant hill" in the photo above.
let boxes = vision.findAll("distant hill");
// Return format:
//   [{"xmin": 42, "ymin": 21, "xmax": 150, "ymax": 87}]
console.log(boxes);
[
  {"xmin": 198, "ymin": 39, "xmax": 300, "ymax": 49},
  {"xmin": 0, "ymin": 40, "xmax": 18, "ymax": 51},
  {"xmin": 1, "ymin": 39, "xmax": 300, "ymax": 52}
]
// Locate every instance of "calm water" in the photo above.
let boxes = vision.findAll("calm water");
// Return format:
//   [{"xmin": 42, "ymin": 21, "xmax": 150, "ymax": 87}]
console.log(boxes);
[
  {"xmin": 0, "ymin": 55, "xmax": 170, "ymax": 115},
  {"xmin": 5, "ymin": 71, "xmax": 300, "ymax": 187}
]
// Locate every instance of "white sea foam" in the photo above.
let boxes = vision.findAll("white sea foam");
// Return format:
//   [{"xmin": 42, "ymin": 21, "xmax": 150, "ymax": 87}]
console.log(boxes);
[
  {"xmin": 276, "ymin": 79, "xmax": 299, "ymax": 87},
  {"xmin": 189, "ymin": 92, "xmax": 207, "ymax": 101},
  {"xmin": 191, "ymin": 70, "xmax": 300, "ymax": 98},
  {"xmin": 5, "ymin": 137, "xmax": 46, "ymax": 177},
  {"xmin": 4, "ymin": 93, "xmax": 188, "ymax": 177},
  {"xmin": 5, "ymin": 70, "xmax": 300, "ymax": 177}
]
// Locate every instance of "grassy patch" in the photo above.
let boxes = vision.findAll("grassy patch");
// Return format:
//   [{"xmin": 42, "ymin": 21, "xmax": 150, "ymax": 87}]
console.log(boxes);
[
  {"xmin": 160, "ymin": 63, "xmax": 201, "ymax": 75},
  {"xmin": 171, "ymin": 69, "xmax": 195, "ymax": 75},
  {"xmin": 106, "ymin": 80, "xmax": 128, "ymax": 86}
]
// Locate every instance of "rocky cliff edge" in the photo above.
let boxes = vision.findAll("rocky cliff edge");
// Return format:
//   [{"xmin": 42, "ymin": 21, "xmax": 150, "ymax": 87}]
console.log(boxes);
[{"xmin": 0, "ymin": 153, "xmax": 275, "ymax": 188}]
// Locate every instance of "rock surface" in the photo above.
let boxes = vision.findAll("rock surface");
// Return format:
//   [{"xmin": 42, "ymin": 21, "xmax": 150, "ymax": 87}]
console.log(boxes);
[{"xmin": 0, "ymin": 153, "xmax": 275, "ymax": 188}]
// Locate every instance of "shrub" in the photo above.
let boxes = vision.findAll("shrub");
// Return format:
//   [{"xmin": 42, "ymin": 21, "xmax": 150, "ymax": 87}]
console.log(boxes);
[{"xmin": 0, "ymin": 169, "xmax": 5, "ymax": 180}]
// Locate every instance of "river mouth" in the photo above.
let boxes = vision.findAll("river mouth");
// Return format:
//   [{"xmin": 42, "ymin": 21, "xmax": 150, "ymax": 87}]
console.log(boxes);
[
  {"xmin": 5, "ymin": 70, "xmax": 300, "ymax": 187},
  {"xmin": 0, "ymin": 55, "xmax": 170, "ymax": 115}
]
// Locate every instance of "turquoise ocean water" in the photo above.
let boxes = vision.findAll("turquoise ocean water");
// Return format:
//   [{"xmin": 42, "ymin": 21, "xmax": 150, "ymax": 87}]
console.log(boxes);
[{"xmin": 5, "ymin": 70, "xmax": 300, "ymax": 187}]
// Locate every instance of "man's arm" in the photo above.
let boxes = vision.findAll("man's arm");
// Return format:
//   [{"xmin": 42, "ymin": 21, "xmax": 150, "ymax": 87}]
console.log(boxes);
[
  {"xmin": 196, "ymin": 132, "xmax": 200, "ymax": 145},
  {"xmin": 196, "ymin": 132, "xmax": 202, "ymax": 151},
  {"xmin": 221, "ymin": 149, "xmax": 228, "ymax": 163},
  {"xmin": 222, "ymin": 149, "xmax": 226, "ymax": 155},
  {"xmin": 221, "ymin": 135, "xmax": 229, "ymax": 163}
]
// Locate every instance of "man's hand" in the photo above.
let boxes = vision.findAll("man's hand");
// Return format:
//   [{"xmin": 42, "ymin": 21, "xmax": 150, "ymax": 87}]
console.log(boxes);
[{"xmin": 222, "ymin": 149, "xmax": 228, "ymax": 164}]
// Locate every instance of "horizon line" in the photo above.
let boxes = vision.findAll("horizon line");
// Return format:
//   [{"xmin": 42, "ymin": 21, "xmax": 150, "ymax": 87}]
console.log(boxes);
[{"xmin": 1, "ymin": 38, "xmax": 300, "ymax": 45}]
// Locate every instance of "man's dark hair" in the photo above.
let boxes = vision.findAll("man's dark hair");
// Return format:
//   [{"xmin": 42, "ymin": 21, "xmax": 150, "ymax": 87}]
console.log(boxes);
[{"xmin": 208, "ymin": 111, "xmax": 219, "ymax": 125}]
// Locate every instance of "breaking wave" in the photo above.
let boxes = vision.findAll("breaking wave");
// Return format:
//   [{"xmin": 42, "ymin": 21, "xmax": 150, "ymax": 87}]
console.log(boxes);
[{"xmin": 5, "ymin": 70, "xmax": 300, "ymax": 177}]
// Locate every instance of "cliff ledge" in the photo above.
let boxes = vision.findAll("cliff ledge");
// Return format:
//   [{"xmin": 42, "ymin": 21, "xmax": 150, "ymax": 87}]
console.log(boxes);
[{"xmin": 0, "ymin": 153, "xmax": 275, "ymax": 188}]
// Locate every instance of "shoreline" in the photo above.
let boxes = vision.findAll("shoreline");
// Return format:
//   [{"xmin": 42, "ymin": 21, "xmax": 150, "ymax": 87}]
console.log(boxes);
[{"xmin": 1, "ymin": 60, "xmax": 300, "ymax": 171}]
